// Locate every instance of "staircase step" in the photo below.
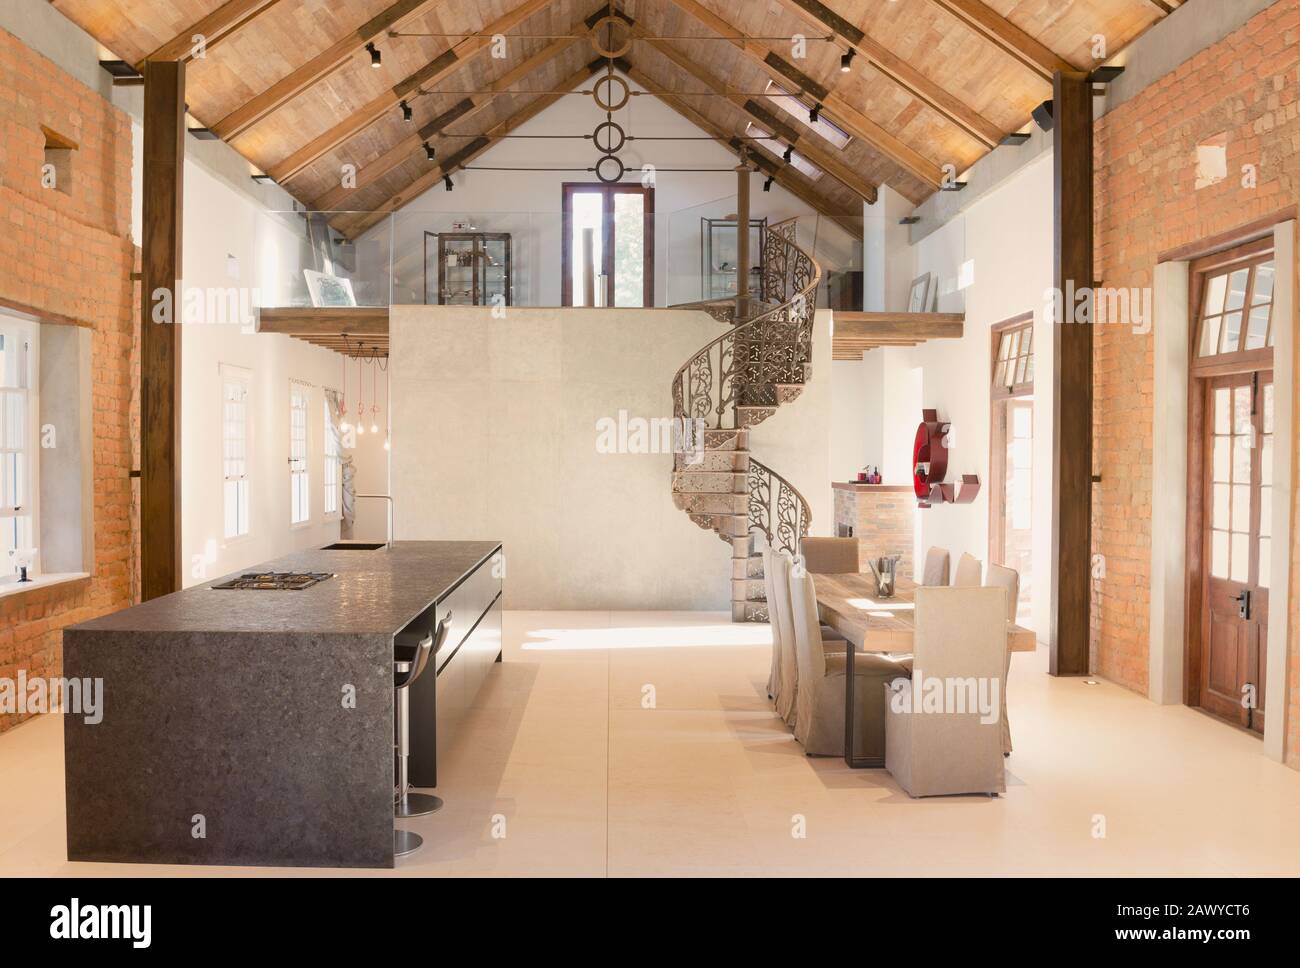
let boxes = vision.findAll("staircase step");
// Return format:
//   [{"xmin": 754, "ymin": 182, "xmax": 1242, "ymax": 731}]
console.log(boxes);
[
  {"xmin": 774, "ymin": 383, "xmax": 804, "ymax": 405},
  {"xmin": 677, "ymin": 450, "xmax": 750, "ymax": 472},
  {"xmin": 703, "ymin": 428, "xmax": 749, "ymax": 451},
  {"xmin": 690, "ymin": 512, "xmax": 750, "ymax": 540},
  {"xmin": 671, "ymin": 470, "xmax": 746, "ymax": 494},
  {"xmin": 736, "ymin": 406, "xmax": 777, "ymax": 429},
  {"xmin": 732, "ymin": 577, "xmax": 767, "ymax": 601},
  {"xmin": 734, "ymin": 600, "xmax": 769, "ymax": 623},
  {"xmin": 675, "ymin": 491, "xmax": 747, "ymax": 515}
]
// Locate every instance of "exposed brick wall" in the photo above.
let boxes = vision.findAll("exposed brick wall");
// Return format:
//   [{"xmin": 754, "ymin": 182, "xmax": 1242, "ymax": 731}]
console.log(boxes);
[
  {"xmin": 0, "ymin": 27, "xmax": 138, "ymax": 733},
  {"xmin": 1092, "ymin": 0, "xmax": 1300, "ymax": 763}
]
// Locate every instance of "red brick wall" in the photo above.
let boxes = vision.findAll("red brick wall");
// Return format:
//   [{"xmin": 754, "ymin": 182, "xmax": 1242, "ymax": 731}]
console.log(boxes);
[
  {"xmin": 1092, "ymin": 0, "xmax": 1300, "ymax": 763},
  {"xmin": 0, "ymin": 27, "xmax": 139, "ymax": 733}
]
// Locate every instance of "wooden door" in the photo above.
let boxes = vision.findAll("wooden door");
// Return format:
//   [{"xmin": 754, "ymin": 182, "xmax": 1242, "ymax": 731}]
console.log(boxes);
[
  {"xmin": 561, "ymin": 183, "xmax": 654, "ymax": 307},
  {"xmin": 1199, "ymin": 372, "xmax": 1272, "ymax": 732}
]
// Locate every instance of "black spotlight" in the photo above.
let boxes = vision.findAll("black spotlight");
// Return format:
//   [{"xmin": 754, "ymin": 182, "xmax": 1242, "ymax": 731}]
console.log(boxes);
[
  {"xmin": 840, "ymin": 49, "xmax": 855, "ymax": 73},
  {"xmin": 444, "ymin": 175, "xmax": 454, "ymax": 191},
  {"xmin": 1031, "ymin": 99, "xmax": 1054, "ymax": 132},
  {"xmin": 809, "ymin": 102, "xmax": 821, "ymax": 124},
  {"xmin": 366, "ymin": 42, "xmax": 381, "ymax": 68},
  {"xmin": 782, "ymin": 144, "xmax": 793, "ymax": 164},
  {"xmin": 424, "ymin": 140, "xmax": 435, "ymax": 161},
  {"xmin": 400, "ymin": 99, "xmax": 412, "ymax": 121},
  {"xmin": 763, "ymin": 176, "xmax": 774, "ymax": 192}
]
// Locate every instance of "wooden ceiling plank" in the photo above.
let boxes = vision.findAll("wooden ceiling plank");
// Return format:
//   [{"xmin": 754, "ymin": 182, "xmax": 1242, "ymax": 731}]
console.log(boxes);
[
  {"xmin": 663, "ymin": 0, "xmax": 945, "ymax": 187},
  {"xmin": 636, "ymin": 32, "xmax": 878, "ymax": 204},
  {"xmin": 619, "ymin": 60, "xmax": 864, "ymax": 240},
  {"xmin": 924, "ymin": 0, "xmax": 1077, "ymax": 82},
  {"xmin": 771, "ymin": 0, "xmax": 1004, "ymax": 148},
  {"xmin": 138, "ymin": 0, "xmax": 286, "ymax": 67},
  {"xmin": 310, "ymin": 6, "xmax": 593, "ymax": 210},
  {"xmin": 211, "ymin": 0, "xmax": 454, "ymax": 142},
  {"xmin": 269, "ymin": 0, "xmax": 556, "ymax": 184},
  {"xmin": 342, "ymin": 59, "xmax": 606, "ymax": 238}
]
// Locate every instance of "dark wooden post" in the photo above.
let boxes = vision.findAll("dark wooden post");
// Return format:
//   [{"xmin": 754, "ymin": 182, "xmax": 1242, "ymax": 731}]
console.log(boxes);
[
  {"xmin": 140, "ymin": 59, "xmax": 185, "ymax": 600},
  {"xmin": 735, "ymin": 153, "xmax": 751, "ymax": 319},
  {"xmin": 1050, "ymin": 69, "xmax": 1094, "ymax": 675}
]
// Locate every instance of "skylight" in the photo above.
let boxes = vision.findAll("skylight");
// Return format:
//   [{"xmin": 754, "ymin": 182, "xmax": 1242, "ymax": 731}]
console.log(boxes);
[
  {"xmin": 763, "ymin": 80, "xmax": 853, "ymax": 150},
  {"xmin": 744, "ymin": 123, "xmax": 824, "ymax": 181}
]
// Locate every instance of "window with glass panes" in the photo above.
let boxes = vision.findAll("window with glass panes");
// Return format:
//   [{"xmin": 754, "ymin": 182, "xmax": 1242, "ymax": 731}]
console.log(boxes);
[
  {"xmin": 1194, "ymin": 246, "xmax": 1275, "ymax": 361},
  {"xmin": 289, "ymin": 382, "xmax": 310, "ymax": 524},
  {"xmin": 991, "ymin": 318, "xmax": 1033, "ymax": 396},
  {"xmin": 322, "ymin": 396, "xmax": 339, "ymax": 517},
  {"xmin": 0, "ymin": 323, "xmax": 34, "ymax": 576}
]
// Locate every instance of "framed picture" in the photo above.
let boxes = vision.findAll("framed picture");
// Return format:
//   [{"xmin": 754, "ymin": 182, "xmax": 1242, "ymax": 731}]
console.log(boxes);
[
  {"xmin": 908, "ymin": 272, "xmax": 931, "ymax": 313},
  {"xmin": 304, "ymin": 270, "xmax": 357, "ymax": 308}
]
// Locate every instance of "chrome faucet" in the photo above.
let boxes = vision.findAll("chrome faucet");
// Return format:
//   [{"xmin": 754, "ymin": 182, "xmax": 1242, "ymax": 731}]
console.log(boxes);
[{"xmin": 355, "ymin": 493, "xmax": 395, "ymax": 549}]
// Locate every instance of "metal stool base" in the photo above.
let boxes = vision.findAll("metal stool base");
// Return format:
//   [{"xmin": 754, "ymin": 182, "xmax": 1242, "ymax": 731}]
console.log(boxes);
[
  {"xmin": 395, "ymin": 791, "xmax": 443, "ymax": 818},
  {"xmin": 394, "ymin": 829, "xmax": 423, "ymax": 857}
]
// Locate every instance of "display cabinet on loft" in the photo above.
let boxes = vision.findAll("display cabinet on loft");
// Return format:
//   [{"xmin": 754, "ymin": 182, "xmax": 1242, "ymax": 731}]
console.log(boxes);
[
  {"xmin": 425, "ymin": 231, "xmax": 512, "ymax": 306},
  {"xmin": 701, "ymin": 218, "xmax": 767, "ymax": 301}
]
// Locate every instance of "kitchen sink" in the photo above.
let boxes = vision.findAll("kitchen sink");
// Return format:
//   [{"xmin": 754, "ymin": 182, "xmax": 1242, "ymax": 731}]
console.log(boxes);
[{"xmin": 320, "ymin": 542, "xmax": 387, "ymax": 550}]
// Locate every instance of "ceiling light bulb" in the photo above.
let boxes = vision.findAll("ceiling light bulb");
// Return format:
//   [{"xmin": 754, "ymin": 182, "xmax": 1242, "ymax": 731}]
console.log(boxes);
[
  {"xmin": 383, "ymin": 438, "xmax": 391, "ymax": 451},
  {"xmin": 370, "ymin": 423, "xmax": 379, "ymax": 434},
  {"xmin": 357, "ymin": 424, "xmax": 365, "ymax": 435},
  {"xmin": 401, "ymin": 100, "xmax": 412, "ymax": 121},
  {"xmin": 840, "ymin": 49, "xmax": 855, "ymax": 73},
  {"xmin": 424, "ymin": 141, "xmax": 435, "ymax": 161},
  {"xmin": 366, "ymin": 42, "xmax": 381, "ymax": 68}
]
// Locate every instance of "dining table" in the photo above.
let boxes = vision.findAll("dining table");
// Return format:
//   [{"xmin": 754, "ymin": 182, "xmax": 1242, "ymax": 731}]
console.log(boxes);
[{"xmin": 812, "ymin": 572, "xmax": 1037, "ymax": 768}]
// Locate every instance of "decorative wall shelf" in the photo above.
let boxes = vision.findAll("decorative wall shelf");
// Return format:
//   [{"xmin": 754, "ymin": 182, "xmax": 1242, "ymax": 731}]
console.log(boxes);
[
  {"xmin": 832, "ymin": 311, "xmax": 965, "ymax": 359},
  {"xmin": 912, "ymin": 408, "xmax": 980, "ymax": 508}
]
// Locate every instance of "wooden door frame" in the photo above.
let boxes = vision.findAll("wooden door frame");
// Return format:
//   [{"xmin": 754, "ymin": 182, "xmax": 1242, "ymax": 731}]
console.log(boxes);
[
  {"xmin": 987, "ymin": 312, "xmax": 1035, "ymax": 568},
  {"xmin": 1183, "ymin": 239, "xmax": 1275, "ymax": 711},
  {"xmin": 560, "ymin": 182, "xmax": 655, "ymax": 307}
]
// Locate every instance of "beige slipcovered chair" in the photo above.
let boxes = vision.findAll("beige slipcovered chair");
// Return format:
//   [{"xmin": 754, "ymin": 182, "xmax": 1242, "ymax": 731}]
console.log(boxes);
[
  {"xmin": 788, "ymin": 569, "xmax": 910, "ymax": 760},
  {"xmin": 884, "ymin": 586, "xmax": 1007, "ymax": 797},
  {"xmin": 921, "ymin": 547, "xmax": 950, "ymax": 586},
  {"xmin": 801, "ymin": 536, "xmax": 860, "ymax": 574},
  {"xmin": 768, "ymin": 552, "xmax": 849, "ymax": 727},
  {"xmin": 953, "ymin": 552, "xmax": 983, "ymax": 587},
  {"xmin": 763, "ymin": 548, "xmax": 783, "ymax": 703},
  {"xmin": 984, "ymin": 563, "xmax": 1020, "ymax": 755}
]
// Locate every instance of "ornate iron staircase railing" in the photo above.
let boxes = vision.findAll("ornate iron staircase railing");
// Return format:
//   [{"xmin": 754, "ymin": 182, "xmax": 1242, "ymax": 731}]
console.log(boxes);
[{"xmin": 670, "ymin": 219, "xmax": 821, "ymax": 621}]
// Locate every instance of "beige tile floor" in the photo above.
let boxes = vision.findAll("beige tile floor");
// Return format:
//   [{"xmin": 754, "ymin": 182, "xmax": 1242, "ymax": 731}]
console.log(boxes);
[{"xmin": 3, "ymin": 609, "xmax": 1300, "ymax": 877}]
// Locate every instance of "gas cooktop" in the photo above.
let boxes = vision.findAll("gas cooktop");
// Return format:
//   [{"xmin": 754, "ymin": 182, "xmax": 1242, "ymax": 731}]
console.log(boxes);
[{"xmin": 211, "ymin": 572, "xmax": 335, "ymax": 591}]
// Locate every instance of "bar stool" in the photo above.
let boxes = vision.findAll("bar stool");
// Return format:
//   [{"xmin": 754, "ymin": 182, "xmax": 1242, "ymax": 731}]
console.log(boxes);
[{"xmin": 393, "ymin": 615, "xmax": 448, "ymax": 858}]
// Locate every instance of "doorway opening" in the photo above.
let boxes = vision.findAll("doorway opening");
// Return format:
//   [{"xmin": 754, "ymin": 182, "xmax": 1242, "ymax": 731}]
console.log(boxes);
[
  {"xmin": 561, "ymin": 183, "xmax": 654, "ymax": 307},
  {"xmin": 1185, "ymin": 238, "xmax": 1276, "ymax": 735},
  {"xmin": 988, "ymin": 313, "xmax": 1034, "ymax": 625}
]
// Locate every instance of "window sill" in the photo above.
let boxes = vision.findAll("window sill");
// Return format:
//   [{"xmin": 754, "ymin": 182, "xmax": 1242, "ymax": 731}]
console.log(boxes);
[{"xmin": 0, "ymin": 571, "xmax": 90, "ymax": 601}]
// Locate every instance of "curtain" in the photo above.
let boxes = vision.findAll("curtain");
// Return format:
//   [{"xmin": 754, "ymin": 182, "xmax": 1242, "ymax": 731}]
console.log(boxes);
[{"xmin": 324, "ymin": 388, "xmax": 356, "ymax": 537}]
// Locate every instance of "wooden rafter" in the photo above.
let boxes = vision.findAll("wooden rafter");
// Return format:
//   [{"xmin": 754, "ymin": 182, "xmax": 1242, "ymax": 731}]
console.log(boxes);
[
  {"xmin": 770, "ymin": 0, "xmax": 1004, "ymax": 148},
  {"xmin": 211, "ymin": 0, "xmax": 453, "ymax": 141},
  {"xmin": 311, "ymin": 5, "xmax": 600, "ymax": 210},
  {"xmin": 924, "ymin": 0, "xmax": 1077, "ymax": 83},
  {"xmin": 342, "ymin": 59, "xmax": 609, "ymax": 238},
  {"xmin": 618, "ymin": 61, "xmax": 864, "ymax": 239},
  {"xmin": 663, "ymin": 0, "xmax": 944, "ymax": 187},
  {"xmin": 269, "ymin": 0, "xmax": 555, "ymax": 184},
  {"xmin": 633, "ymin": 25, "xmax": 878, "ymax": 205},
  {"xmin": 136, "ymin": 0, "xmax": 285, "ymax": 67}
]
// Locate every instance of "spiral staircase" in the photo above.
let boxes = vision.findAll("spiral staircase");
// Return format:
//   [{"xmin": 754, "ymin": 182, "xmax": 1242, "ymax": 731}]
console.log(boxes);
[{"xmin": 671, "ymin": 219, "xmax": 820, "ymax": 621}]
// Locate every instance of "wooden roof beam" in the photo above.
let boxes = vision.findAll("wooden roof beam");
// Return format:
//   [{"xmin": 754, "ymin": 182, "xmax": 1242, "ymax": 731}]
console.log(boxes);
[
  {"xmin": 211, "ymin": 0, "xmax": 454, "ymax": 141},
  {"xmin": 924, "ymin": 0, "xmax": 1077, "ymax": 83},
  {"xmin": 663, "ymin": 0, "xmax": 944, "ymax": 188},
  {"xmin": 268, "ymin": 0, "xmax": 556, "ymax": 184},
  {"xmin": 833, "ymin": 312, "xmax": 964, "ymax": 340},
  {"xmin": 137, "ymin": 0, "xmax": 286, "ymax": 67},
  {"xmin": 770, "ymin": 0, "xmax": 1004, "ymax": 148}
]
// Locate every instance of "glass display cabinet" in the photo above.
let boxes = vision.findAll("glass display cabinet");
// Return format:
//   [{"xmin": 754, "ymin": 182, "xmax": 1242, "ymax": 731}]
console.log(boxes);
[
  {"xmin": 425, "ymin": 231, "xmax": 512, "ymax": 306},
  {"xmin": 700, "ymin": 217, "xmax": 767, "ymax": 301}
]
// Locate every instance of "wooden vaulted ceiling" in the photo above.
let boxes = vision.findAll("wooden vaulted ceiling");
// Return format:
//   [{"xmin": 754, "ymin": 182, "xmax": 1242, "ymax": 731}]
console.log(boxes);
[{"xmin": 53, "ymin": 0, "xmax": 1178, "ymax": 238}]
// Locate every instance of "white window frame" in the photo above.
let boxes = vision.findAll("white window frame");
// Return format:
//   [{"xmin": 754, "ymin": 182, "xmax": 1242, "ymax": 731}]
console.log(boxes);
[
  {"xmin": 289, "ymin": 380, "xmax": 311, "ymax": 526},
  {"xmin": 322, "ymin": 392, "xmax": 340, "ymax": 519},
  {"xmin": 220, "ymin": 364, "xmax": 251, "ymax": 540},
  {"xmin": 744, "ymin": 122, "xmax": 825, "ymax": 181},
  {"xmin": 0, "ymin": 315, "xmax": 38, "ymax": 582}
]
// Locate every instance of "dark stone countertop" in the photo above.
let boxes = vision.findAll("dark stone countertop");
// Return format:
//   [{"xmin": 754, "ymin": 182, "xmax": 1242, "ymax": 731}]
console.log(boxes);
[{"xmin": 68, "ymin": 540, "xmax": 501, "ymax": 636}]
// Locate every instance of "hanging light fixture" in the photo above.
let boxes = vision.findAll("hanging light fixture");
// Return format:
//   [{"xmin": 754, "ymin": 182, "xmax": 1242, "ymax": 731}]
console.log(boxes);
[
  {"xmin": 840, "ymin": 48, "xmax": 855, "ymax": 73},
  {"xmin": 370, "ymin": 357, "xmax": 379, "ymax": 434},
  {"xmin": 355, "ymin": 356, "xmax": 366, "ymax": 434},
  {"xmin": 366, "ymin": 42, "xmax": 381, "ymax": 68},
  {"xmin": 382, "ymin": 359, "xmax": 391, "ymax": 450},
  {"xmin": 339, "ymin": 351, "xmax": 350, "ymax": 433}
]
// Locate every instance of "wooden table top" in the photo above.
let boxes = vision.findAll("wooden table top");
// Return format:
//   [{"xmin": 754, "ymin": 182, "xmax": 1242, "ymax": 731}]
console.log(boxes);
[{"xmin": 812, "ymin": 573, "xmax": 1037, "ymax": 654}]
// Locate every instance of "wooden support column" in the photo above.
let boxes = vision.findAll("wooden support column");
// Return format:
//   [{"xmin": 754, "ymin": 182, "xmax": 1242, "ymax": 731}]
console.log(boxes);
[
  {"xmin": 140, "ymin": 59, "xmax": 185, "ymax": 600},
  {"xmin": 1050, "ymin": 70, "xmax": 1093, "ymax": 675},
  {"xmin": 735, "ymin": 155, "xmax": 752, "ymax": 319}
]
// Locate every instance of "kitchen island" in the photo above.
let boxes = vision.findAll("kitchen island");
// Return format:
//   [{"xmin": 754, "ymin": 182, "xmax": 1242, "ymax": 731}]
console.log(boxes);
[{"xmin": 62, "ymin": 540, "xmax": 502, "ymax": 869}]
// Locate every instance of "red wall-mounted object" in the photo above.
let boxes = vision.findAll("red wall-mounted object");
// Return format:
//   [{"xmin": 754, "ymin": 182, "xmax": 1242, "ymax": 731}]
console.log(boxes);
[{"xmin": 911, "ymin": 408, "xmax": 980, "ymax": 508}]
